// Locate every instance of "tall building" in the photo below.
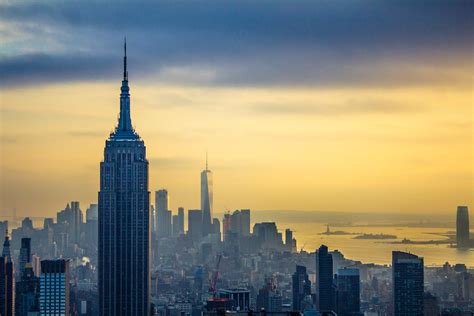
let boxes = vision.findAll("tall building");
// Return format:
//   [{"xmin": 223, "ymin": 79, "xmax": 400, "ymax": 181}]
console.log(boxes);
[
  {"xmin": 456, "ymin": 206, "xmax": 470, "ymax": 248},
  {"xmin": 240, "ymin": 209, "xmax": 251, "ymax": 236},
  {"xmin": 98, "ymin": 40, "xmax": 150, "ymax": 316},
  {"xmin": 19, "ymin": 238, "xmax": 31, "ymax": 278},
  {"xmin": 335, "ymin": 268, "xmax": 360, "ymax": 316},
  {"xmin": 156, "ymin": 190, "xmax": 172, "ymax": 238},
  {"xmin": 86, "ymin": 204, "xmax": 98, "ymax": 222},
  {"xmin": 316, "ymin": 245, "xmax": 335, "ymax": 312},
  {"xmin": 188, "ymin": 210, "xmax": 203, "ymax": 242},
  {"xmin": 0, "ymin": 233, "xmax": 14, "ymax": 316},
  {"xmin": 285, "ymin": 229, "xmax": 293, "ymax": 252},
  {"xmin": 201, "ymin": 156, "xmax": 213, "ymax": 236},
  {"xmin": 39, "ymin": 260, "xmax": 70, "ymax": 316},
  {"xmin": 292, "ymin": 265, "xmax": 311, "ymax": 311},
  {"xmin": 70, "ymin": 201, "xmax": 83, "ymax": 244},
  {"xmin": 177, "ymin": 207, "xmax": 185, "ymax": 234},
  {"xmin": 15, "ymin": 263, "xmax": 39, "ymax": 316},
  {"xmin": 392, "ymin": 251, "xmax": 424, "ymax": 316}
]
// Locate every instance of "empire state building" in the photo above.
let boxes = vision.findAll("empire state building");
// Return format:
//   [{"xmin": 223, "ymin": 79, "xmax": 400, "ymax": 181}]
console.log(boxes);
[{"xmin": 98, "ymin": 41, "xmax": 150, "ymax": 316}]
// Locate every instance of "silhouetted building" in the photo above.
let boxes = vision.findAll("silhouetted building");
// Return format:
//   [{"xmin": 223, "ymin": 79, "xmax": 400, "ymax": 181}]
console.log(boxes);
[
  {"xmin": 19, "ymin": 238, "xmax": 31, "ymax": 278},
  {"xmin": 86, "ymin": 204, "xmax": 98, "ymax": 222},
  {"xmin": 156, "ymin": 189, "xmax": 172, "ymax": 238},
  {"xmin": 177, "ymin": 207, "xmax": 185, "ymax": 235},
  {"xmin": 456, "ymin": 206, "xmax": 470, "ymax": 248},
  {"xmin": 335, "ymin": 268, "xmax": 360, "ymax": 316},
  {"xmin": 201, "ymin": 156, "xmax": 213, "ymax": 236},
  {"xmin": 15, "ymin": 263, "xmax": 39, "ymax": 316},
  {"xmin": 0, "ymin": 233, "xmax": 14, "ymax": 316},
  {"xmin": 316, "ymin": 245, "xmax": 335, "ymax": 312},
  {"xmin": 392, "ymin": 251, "xmax": 424, "ymax": 316},
  {"xmin": 292, "ymin": 265, "xmax": 311, "ymax": 311},
  {"xmin": 98, "ymin": 41, "xmax": 150, "ymax": 316},
  {"xmin": 39, "ymin": 260, "xmax": 70, "ymax": 316},
  {"xmin": 240, "ymin": 209, "xmax": 250, "ymax": 237},
  {"xmin": 188, "ymin": 210, "xmax": 203, "ymax": 242}
]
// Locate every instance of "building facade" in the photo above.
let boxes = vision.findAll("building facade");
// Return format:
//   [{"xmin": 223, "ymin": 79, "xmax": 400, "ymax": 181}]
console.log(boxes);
[
  {"xmin": 98, "ymin": 41, "xmax": 150, "ymax": 316},
  {"xmin": 201, "ymin": 159, "xmax": 213, "ymax": 236},
  {"xmin": 335, "ymin": 268, "xmax": 360, "ymax": 316},
  {"xmin": 39, "ymin": 260, "xmax": 70, "ymax": 316},
  {"xmin": 456, "ymin": 206, "xmax": 470, "ymax": 248},
  {"xmin": 392, "ymin": 251, "xmax": 424, "ymax": 316},
  {"xmin": 316, "ymin": 245, "xmax": 335, "ymax": 312}
]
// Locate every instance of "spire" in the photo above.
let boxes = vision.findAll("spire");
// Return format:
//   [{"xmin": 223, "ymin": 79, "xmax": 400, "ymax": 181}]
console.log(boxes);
[
  {"xmin": 123, "ymin": 37, "xmax": 128, "ymax": 81},
  {"xmin": 114, "ymin": 37, "xmax": 134, "ymax": 136},
  {"xmin": 206, "ymin": 150, "xmax": 208, "ymax": 171}
]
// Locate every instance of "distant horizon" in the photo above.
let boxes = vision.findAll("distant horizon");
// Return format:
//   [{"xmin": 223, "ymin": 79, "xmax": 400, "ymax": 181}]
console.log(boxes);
[{"xmin": 1, "ymin": 1, "xmax": 472, "ymax": 218}]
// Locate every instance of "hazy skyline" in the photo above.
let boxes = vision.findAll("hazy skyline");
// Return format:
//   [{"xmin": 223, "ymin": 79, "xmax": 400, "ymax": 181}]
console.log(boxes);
[{"xmin": 0, "ymin": 1, "xmax": 472, "ymax": 217}]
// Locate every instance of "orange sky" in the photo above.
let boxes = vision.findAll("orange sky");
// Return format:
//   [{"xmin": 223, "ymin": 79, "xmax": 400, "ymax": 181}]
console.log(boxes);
[{"xmin": 1, "ymin": 81, "xmax": 472, "ymax": 218}]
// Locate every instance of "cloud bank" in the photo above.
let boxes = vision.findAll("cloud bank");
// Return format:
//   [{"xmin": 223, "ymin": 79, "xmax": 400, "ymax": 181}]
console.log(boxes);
[{"xmin": 0, "ymin": 0, "xmax": 472, "ymax": 87}]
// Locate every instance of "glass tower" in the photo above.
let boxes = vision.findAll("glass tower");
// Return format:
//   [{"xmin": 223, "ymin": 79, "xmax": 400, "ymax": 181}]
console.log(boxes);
[{"xmin": 98, "ymin": 40, "xmax": 150, "ymax": 316}]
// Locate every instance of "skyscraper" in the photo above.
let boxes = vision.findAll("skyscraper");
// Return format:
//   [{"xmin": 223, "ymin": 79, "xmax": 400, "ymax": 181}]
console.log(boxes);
[
  {"xmin": 98, "ymin": 40, "xmax": 150, "ymax": 316},
  {"xmin": 392, "ymin": 251, "xmax": 424, "ymax": 316},
  {"xmin": 15, "ymin": 263, "xmax": 39, "ymax": 316},
  {"xmin": 19, "ymin": 238, "xmax": 31, "ymax": 278},
  {"xmin": 240, "ymin": 209, "xmax": 251, "ymax": 236},
  {"xmin": 177, "ymin": 207, "xmax": 185, "ymax": 234},
  {"xmin": 0, "ymin": 232, "xmax": 14, "ymax": 316},
  {"xmin": 335, "ymin": 268, "xmax": 360, "ymax": 316},
  {"xmin": 156, "ymin": 189, "xmax": 171, "ymax": 238},
  {"xmin": 39, "ymin": 260, "xmax": 70, "ymax": 316},
  {"xmin": 456, "ymin": 206, "xmax": 470, "ymax": 248},
  {"xmin": 188, "ymin": 210, "xmax": 203, "ymax": 242},
  {"xmin": 201, "ymin": 156, "xmax": 213, "ymax": 236},
  {"xmin": 292, "ymin": 265, "xmax": 311, "ymax": 311},
  {"xmin": 316, "ymin": 245, "xmax": 335, "ymax": 312}
]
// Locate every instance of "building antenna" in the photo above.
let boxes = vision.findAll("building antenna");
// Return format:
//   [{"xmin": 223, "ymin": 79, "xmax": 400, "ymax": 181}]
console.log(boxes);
[{"xmin": 206, "ymin": 150, "xmax": 208, "ymax": 171}]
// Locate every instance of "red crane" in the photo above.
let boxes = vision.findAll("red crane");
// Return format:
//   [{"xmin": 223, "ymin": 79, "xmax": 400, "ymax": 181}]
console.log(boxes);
[{"xmin": 208, "ymin": 254, "xmax": 222, "ymax": 298}]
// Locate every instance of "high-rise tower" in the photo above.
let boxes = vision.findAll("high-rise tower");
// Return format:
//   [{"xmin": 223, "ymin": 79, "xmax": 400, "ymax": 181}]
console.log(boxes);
[
  {"xmin": 456, "ymin": 206, "xmax": 470, "ymax": 248},
  {"xmin": 201, "ymin": 154, "xmax": 213, "ymax": 236},
  {"xmin": 98, "ymin": 40, "xmax": 150, "ymax": 316},
  {"xmin": 392, "ymin": 251, "xmax": 424, "ymax": 316}
]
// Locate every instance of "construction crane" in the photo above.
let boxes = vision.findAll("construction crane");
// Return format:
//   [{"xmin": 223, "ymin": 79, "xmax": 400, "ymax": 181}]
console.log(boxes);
[{"xmin": 208, "ymin": 254, "xmax": 222, "ymax": 298}]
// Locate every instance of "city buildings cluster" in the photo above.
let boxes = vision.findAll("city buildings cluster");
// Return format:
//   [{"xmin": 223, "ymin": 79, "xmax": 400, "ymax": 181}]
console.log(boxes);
[{"xmin": 0, "ymin": 44, "xmax": 472, "ymax": 316}]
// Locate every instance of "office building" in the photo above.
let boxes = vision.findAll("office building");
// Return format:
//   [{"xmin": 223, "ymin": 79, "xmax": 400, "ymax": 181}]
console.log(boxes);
[
  {"xmin": 240, "ymin": 209, "xmax": 251, "ymax": 237},
  {"xmin": 39, "ymin": 260, "xmax": 70, "ymax": 316},
  {"xmin": 98, "ymin": 41, "xmax": 150, "ymax": 316},
  {"xmin": 19, "ymin": 238, "xmax": 31, "ymax": 278},
  {"xmin": 392, "ymin": 251, "xmax": 424, "ymax": 316},
  {"xmin": 15, "ymin": 263, "xmax": 39, "ymax": 316},
  {"xmin": 292, "ymin": 265, "xmax": 311, "ymax": 311},
  {"xmin": 335, "ymin": 268, "xmax": 360, "ymax": 316},
  {"xmin": 0, "ymin": 233, "xmax": 14, "ymax": 316},
  {"xmin": 201, "ymin": 157, "xmax": 213, "ymax": 236},
  {"xmin": 456, "ymin": 206, "xmax": 470, "ymax": 248},
  {"xmin": 188, "ymin": 210, "xmax": 203, "ymax": 242},
  {"xmin": 86, "ymin": 204, "xmax": 98, "ymax": 222},
  {"xmin": 156, "ymin": 190, "xmax": 172, "ymax": 238},
  {"xmin": 177, "ymin": 207, "xmax": 185, "ymax": 235},
  {"xmin": 316, "ymin": 245, "xmax": 335, "ymax": 312}
]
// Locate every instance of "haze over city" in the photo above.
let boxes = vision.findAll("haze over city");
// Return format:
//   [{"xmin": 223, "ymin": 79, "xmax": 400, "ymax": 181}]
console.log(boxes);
[{"xmin": 1, "ymin": 1, "xmax": 472, "ymax": 218}]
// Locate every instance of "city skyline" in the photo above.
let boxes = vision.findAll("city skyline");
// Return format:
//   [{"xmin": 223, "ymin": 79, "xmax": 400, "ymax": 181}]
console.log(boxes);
[{"xmin": 1, "ymin": 1, "xmax": 473, "ymax": 217}]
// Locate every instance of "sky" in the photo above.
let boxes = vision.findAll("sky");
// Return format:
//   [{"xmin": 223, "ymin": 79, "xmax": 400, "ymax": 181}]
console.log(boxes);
[{"xmin": 0, "ymin": 0, "xmax": 473, "ymax": 219}]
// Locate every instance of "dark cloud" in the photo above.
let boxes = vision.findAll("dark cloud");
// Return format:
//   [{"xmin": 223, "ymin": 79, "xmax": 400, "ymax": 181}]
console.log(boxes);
[{"xmin": 1, "ymin": 0, "xmax": 472, "ymax": 87}]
